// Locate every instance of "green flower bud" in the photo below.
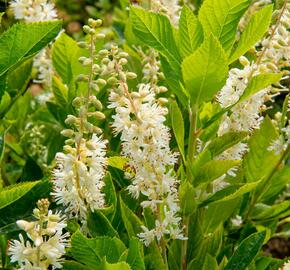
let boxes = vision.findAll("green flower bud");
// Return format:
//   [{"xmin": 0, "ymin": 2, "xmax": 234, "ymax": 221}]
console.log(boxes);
[
  {"xmin": 107, "ymin": 76, "xmax": 118, "ymax": 85},
  {"xmin": 93, "ymin": 111, "xmax": 106, "ymax": 120},
  {"xmin": 65, "ymin": 115, "xmax": 77, "ymax": 125},
  {"xmin": 96, "ymin": 78, "xmax": 107, "ymax": 86},
  {"xmin": 126, "ymin": 72, "xmax": 137, "ymax": 80},
  {"xmin": 61, "ymin": 129, "xmax": 74, "ymax": 138},
  {"xmin": 96, "ymin": 33, "xmax": 106, "ymax": 39},
  {"xmin": 83, "ymin": 25, "xmax": 91, "ymax": 34}
]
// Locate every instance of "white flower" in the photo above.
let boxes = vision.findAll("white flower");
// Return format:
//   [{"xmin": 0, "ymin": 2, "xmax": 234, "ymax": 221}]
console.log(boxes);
[
  {"xmin": 33, "ymin": 49, "xmax": 53, "ymax": 86},
  {"xmin": 110, "ymin": 83, "xmax": 184, "ymax": 245},
  {"xmin": 8, "ymin": 199, "xmax": 69, "ymax": 270},
  {"xmin": 231, "ymin": 215, "xmax": 243, "ymax": 227},
  {"xmin": 52, "ymin": 135, "xmax": 107, "ymax": 219},
  {"xmin": 280, "ymin": 260, "xmax": 290, "ymax": 270},
  {"xmin": 11, "ymin": 0, "xmax": 57, "ymax": 22}
]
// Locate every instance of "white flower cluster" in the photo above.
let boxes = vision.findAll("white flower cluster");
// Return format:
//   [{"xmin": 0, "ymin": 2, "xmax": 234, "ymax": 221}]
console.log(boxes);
[
  {"xmin": 8, "ymin": 199, "xmax": 69, "ymax": 270},
  {"xmin": 52, "ymin": 135, "xmax": 107, "ymax": 219},
  {"xmin": 110, "ymin": 83, "xmax": 185, "ymax": 246},
  {"xmin": 10, "ymin": 0, "xmax": 58, "ymax": 87},
  {"xmin": 217, "ymin": 57, "xmax": 268, "ymax": 162},
  {"xmin": 52, "ymin": 19, "xmax": 108, "ymax": 220},
  {"xmin": 10, "ymin": 0, "xmax": 57, "ymax": 22},
  {"xmin": 268, "ymin": 123, "xmax": 290, "ymax": 155},
  {"xmin": 136, "ymin": 47, "xmax": 168, "ymax": 94},
  {"xmin": 260, "ymin": 3, "xmax": 290, "ymax": 73},
  {"xmin": 149, "ymin": 0, "xmax": 181, "ymax": 26},
  {"xmin": 238, "ymin": 0, "xmax": 272, "ymax": 32}
]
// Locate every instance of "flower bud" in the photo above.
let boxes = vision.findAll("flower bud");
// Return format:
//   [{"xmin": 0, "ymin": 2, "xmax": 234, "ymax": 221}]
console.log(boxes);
[
  {"xmin": 93, "ymin": 111, "xmax": 106, "ymax": 120},
  {"xmin": 126, "ymin": 72, "xmax": 137, "ymax": 80},
  {"xmin": 61, "ymin": 129, "xmax": 74, "ymax": 138},
  {"xmin": 76, "ymin": 74, "xmax": 88, "ymax": 82},
  {"xmin": 83, "ymin": 25, "xmax": 91, "ymax": 34},
  {"xmin": 93, "ymin": 126, "xmax": 103, "ymax": 134},
  {"xmin": 93, "ymin": 99, "xmax": 103, "ymax": 110},
  {"xmin": 77, "ymin": 41, "xmax": 87, "ymax": 48},
  {"xmin": 65, "ymin": 115, "xmax": 77, "ymax": 125},
  {"xmin": 72, "ymin": 97, "xmax": 83, "ymax": 107},
  {"xmin": 118, "ymin": 52, "xmax": 129, "ymax": 58},
  {"xmin": 99, "ymin": 49, "xmax": 109, "ymax": 57},
  {"xmin": 119, "ymin": 58, "xmax": 128, "ymax": 65},
  {"xmin": 96, "ymin": 33, "xmax": 106, "ymax": 39},
  {"xmin": 96, "ymin": 78, "xmax": 107, "ymax": 86},
  {"xmin": 107, "ymin": 77, "xmax": 118, "ymax": 85}
]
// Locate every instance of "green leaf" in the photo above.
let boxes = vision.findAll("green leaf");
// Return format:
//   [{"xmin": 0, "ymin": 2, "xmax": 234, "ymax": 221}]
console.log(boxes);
[
  {"xmin": 239, "ymin": 73, "xmax": 282, "ymax": 103},
  {"xmin": 194, "ymin": 160, "xmax": 240, "ymax": 186},
  {"xmin": 179, "ymin": 5, "xmax": 203, "ymax": 58},
  {"xmin": 100, "ymin": 259, "xmax": 132, "ymax": 270},
  {"xmin": 52, "ymin": 76, "xmax": 68, "ymax": 107},
  {"xmin": 120, "ymin": 195, "xmax": 143, "ymax": 238},
  {"xmin": 126, "ymin": 238, "xmax": 145, "ymax": 270},
  {"xmin": 243, "ymin": 117, "xmax": 279, "ymax": 183},
  {"xmin": 0, "ymin": 181, "xmax": 39, "ymax": 209},
  {"xmin": 71, "ymin": 231, "xmax": 127, "ymax": 268},
  {"xmin": 179, "ymin": 181, "xmax": 197, "ymax": 216},
  {"xmin": 0, "ymin": 21, "xmax": 62, "ymax": 77},
  {"xmin": 182, "ymin": 35, "xmax": 228, "ymax": 105},
  {"xmin": 202, "ymin": 254, "xmax": 219, "ymax": 270},
  {"xmin": 0, "ymin": 128, "xmax": 6, "ymax": 163},
  {"xmin": 63, "ymin": 261, "xmax": 93, "ymax": 270},
  {"xmin": 199, "ymin": 0, "xmax": 250, "ymax": 52},
  {"xmin": 211, "ymin": 181, "xmax": 261, "ymax": 204},
  {"xmin": 21, "ymin": 157, "xmax": 43, "ymax": 182},
  {"xmin": 252, "ymin": 201, "xmax": 290, "ymax": 220},
  {"xmin": 224, "ymin": 231, "xmax": 266, "ymax": 270},
  {"xmin": 6, "ymin": 59, "xmax": 32, "ymax": 97},
  {"xmin": 0, "ymin": 180, "xmax": 51, "ymax": 228},
  {"xmin": 130, "ymin": 6, "xmax": 181, "ymax": 70},
  {"xmin": 87, "ymin": 210, "xmax": 119, "ymax": 238},
  {"xmin": 52, "ymin": 32, "xmax": 84, "ymax": 85},
  {"xmin": 101, "ymin": 172, "xmax": 117, "ymax": 219},
  {"xmin": 207, "ymin": 132, "xmax": 248, "ymax": 157},
  {"xmin": 108, "ymin": 156, "xmax": 128, "ymax": 170},
  {"xmin": 170, "ymin": 100, "xmax": 185, "ymax": 162},
  {"xmin": 229, "ymin": 5, "xmax": 273, "ymax": 63}
]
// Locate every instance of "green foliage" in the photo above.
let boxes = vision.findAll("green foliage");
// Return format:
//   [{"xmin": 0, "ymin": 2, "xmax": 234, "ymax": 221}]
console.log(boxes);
[
  {"xmin": 199, "ymin": 0, "xmax": 250, "ymax": 53},
  {"xmin": 0, "ymin": 21, "xmax": 62, "ymax": 99},
  {"xmin": 230, "ymin": 5, "xmax": 273, "ymax": 63},
  {"xmin": 243, "ymin": 117, "xmax": 279, "ymax": 183},
  {"xmin": 130, "ymin": 6, "xmax": 181, "ymax": 71},
  {"xmin": 182, "ymin": 35, "xmax": 228, "ymax": 105},
  {"xmin": 70, "ymin": 231, "xmax": 127, "ymax": 268},
  {"xmin": 224, "ymin": 231, "xmax": 266, "ymax": 270},
  {"xmin": 179, "ymin": 5, "xmax": 203, "ymax": 58}
]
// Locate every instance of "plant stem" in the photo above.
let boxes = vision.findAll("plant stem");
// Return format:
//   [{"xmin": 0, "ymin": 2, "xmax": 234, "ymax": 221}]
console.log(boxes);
[
  {"xmin": 181, "ymin": 216, "xmax": 189, "ymax": 270},
  {"xmin": 186, "ymin": 105, "xmax": 198, "ymax": 182}
]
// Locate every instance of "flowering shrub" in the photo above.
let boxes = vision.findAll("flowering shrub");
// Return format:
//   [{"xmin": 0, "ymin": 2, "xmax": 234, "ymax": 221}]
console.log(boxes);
[{"xmin": 0, "ymin": 0, "xmax": 289, "ymax": 269}]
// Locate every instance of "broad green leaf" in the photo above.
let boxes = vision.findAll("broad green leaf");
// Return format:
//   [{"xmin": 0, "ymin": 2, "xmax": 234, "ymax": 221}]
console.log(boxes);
[
  {"xmin": 159, "ymin": 55, "xmax": 188, "ymax": 108},
  {"xmin": 0, "ymin": 180, "xmax": 51, "ymax": 228},
  {"xmin": 211, "ymin": 181, "xmax": 261, "ymax": 204},
  {"xmin": 179, "ymin": 181, "xmax": 197, "ymax": 216},
  {"xmin": 179, "ymin": 5, "xmax": 203, "ymax": 57},
  {"xmin": 6, "ymin": 59, "xmax": 32, "ymax": 97},
  {"xmin": 87, "ymin": 211, "xmax": 119, "ymax": 238},
  {"xmin": 202, "ymin": 254, "xmax": 219, "ymax": 270},
  {"xmin": 126, "ymin": 238, "xmax": 145, "ymax": 270},
  {"xmin": 207, "ymin": 131, "xmax": 248, "ymax": 158},
  {"xmin": 52, "ymin": 32, "xmax": 84, "ymax": 85},
  {"xmin": 199, "ymin": 0, "xmax": 250, "ymax": 52},
  {"xmin": 260, "ymin": 166, "xmax": 290, "ymax": 202},
  {"xmin": 224, "ymin": 231, "xmax": 266, "ymax": 270},
  {"xmin": 182, "ymin": 35, "xmax": 228, "ymax": 105},
  {"xmin": 52, "ymin": 76, "xmax": 68, "ymax": 107},
  {"xmin": 194, "ymin": 160, "xmax": 240, "ymax": 186},
  {"xmin": 63, "ymin": 261, "xmax": 93, "ymax": 270},
  {"xmin": 230, "ymin": 5, "xmax": 273, "ymax": 63},
  {"xmin": 120, "ymin": 195, "xmax": 143, "ymax": 238},
  {"xmin": 21, "ymin": 157, "xmax": 43, "ymax": 182},
  {"xmin": 0, "ymin": 21, "xmax": 62, "ymax": 77},
  {"xmin": 239, "ymin": 73, "xmax": 282, "ymax": 103},
  {"xmin": 108, "ymin": 156, "xmax": 128, "ymax": 170},
  {"xmin": 252, "ymin": 201, "xmax": 290, "ymax": 220},
  {"xmin": 101, "ymin": 259, "xmax": 132, "ymax": 270},
  {"xmin": 170, "ymin": 100, "xmax": 185, "ymax": 162},
  {"xmin": 130, "ymin": 6, "xmax": 182, "ymax": 71},
  {"xmin": 243, "ymin": 117, "xmax": 279, "ymax": 183},
  {"xmin": 0, "ymin": 181, "xmax": 39, "ymax": 209},
  {"xmin": 101, "ymin": 172, "xmax": 117, "ymax": 219},
  {"xmin": 199, "ymin": 184, "xmax": 244, "ymax": 207},
  {"xmin": 203, "ymin": 200, "xmax": 239, "ymax": 233},
  {"xmin": 71, "ymin": 231, "xmax": 127, "ymax": 268}
]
